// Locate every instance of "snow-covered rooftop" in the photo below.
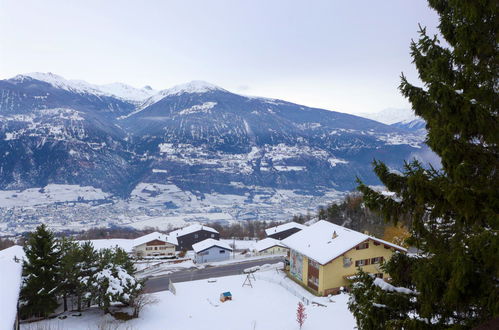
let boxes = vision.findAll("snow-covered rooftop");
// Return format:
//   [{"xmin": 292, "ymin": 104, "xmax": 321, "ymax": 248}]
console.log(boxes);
[
  {"xmin": 282, "ymin": 220, "xmax": 406, "ymax": 265},
  {"xmin": 133, "ymin": 232, "xmax": 176, "ymax": 247},
  {"xmin": 192, "ymin": 238, "xmax": 232, "ymax": 253},
  {"xmin": 0, "ymin": 245, "xmax": 24, "ymax": 329},
  {"xmin": 265, "ymin": 222, "xmax": 306, "ymax": 236},
  {"xmin": 254, "ymin": 238, "xmax": 287, "ymax": 252},
  {"xmin": 169, "ymin": 224, "xmax": 218, "ymax": 238}
]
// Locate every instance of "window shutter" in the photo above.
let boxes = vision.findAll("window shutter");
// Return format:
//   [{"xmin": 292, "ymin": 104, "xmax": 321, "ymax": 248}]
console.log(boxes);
[{"xmin": 365, "ymin": 259, "xmax": 370, "ymax": 265}]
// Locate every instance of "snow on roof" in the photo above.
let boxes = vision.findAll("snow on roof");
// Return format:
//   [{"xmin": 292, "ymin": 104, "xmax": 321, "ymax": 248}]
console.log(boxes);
[
  {"xmin": 254, "ymin": 238, "xmax": 287, "ymax": 252},
  {"xmin": 192, "ymin": 238, "xmax": 232, "ymax": 253},
  {"xmin": 0, "ymin": 246, "xmax": 24, "ymax": 329},
  {"xmin": 265, "ymin": 222, "xmax": 306, "ymax": 236},
  {"xmin": 133, "ymin": 232, "xmax": 176, "ymax": 247},
  {"xmin": 282, "ymin": 220, "xmax": 406, "ymax": 265},
  {"xmin": 169, "ymin": 224, "xmax": 218, "ymax": 239}
]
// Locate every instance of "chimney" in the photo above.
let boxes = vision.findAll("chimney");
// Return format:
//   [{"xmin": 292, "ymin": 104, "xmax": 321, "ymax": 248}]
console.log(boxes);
[{"xmin": 332, "ymin": 231, "xmax": 338, "ymax": 239}]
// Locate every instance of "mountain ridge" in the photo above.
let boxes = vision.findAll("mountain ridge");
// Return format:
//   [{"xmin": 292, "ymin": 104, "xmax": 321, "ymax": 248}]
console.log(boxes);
[{"xmin": 0, "ymin": 73, "xmax": 432, "ymax": 224}]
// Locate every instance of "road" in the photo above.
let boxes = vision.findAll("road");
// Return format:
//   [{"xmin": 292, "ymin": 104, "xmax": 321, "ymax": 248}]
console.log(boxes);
[{"xmin": 144, "ymin": 256, "xmax": 284, "ymax": 293}]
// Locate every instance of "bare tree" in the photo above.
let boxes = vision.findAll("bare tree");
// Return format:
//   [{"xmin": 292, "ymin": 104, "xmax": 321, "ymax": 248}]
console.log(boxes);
[{"xmin": 131, "ymin": 291, "xmax": 159, "ymax": 318}]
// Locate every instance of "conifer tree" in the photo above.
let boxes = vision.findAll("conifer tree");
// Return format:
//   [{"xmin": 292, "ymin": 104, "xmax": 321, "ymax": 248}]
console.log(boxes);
[
  {"xmin": 20, "ymin": 224, "xmax": 61, "ymax": 319},
  {"xmin": 87, "ymin": 246, "xmax": 141, "ymax": 313},
  {"xmin": 351, "ymin": 1, "xmax": 498, "ymax": 328},
  {"xmin": 76, "ymin": 241, "xmax": 98, "ymax": 311}
]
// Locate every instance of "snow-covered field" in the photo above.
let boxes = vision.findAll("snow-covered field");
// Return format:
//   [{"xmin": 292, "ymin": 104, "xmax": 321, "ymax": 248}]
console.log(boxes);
[
  {"xmin": 0, "ymin": 184, "xmax": 110, "ymax": 208},
  {"xmin": 23, "ymin": 272, "xmax": 356, "ymax": 330}
]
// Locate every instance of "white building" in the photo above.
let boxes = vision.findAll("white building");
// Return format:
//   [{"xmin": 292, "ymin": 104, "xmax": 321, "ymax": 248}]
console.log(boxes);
[
  {"xmin": 132, "ymin": 232, "xmax": 177, "ymax": 257},
  {"xmin": 192, "ymin": 238, "xmax": 232, "ymax": 263}
]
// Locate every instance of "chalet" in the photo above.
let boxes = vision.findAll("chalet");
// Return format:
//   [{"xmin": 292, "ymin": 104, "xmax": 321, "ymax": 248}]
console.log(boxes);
[
  {"xmin": 192, "ymin": 238, "xmax": 232, "ymax": 263},
  {"xmin": 169, "ymin": 224, "xmax": 220, "ymax": 251},
  {"xmin": 282, "ymin": 220, "xmax": 406, "ymax": 296},
  {"xmin": 132, "ymin": 232, "xmax": 177, "ymax": 257},
  {"xmin": 254, "ymin": 237, "xmax": 288, "ymax": 256},
  {"xmin": 265, "ymin": 222, "xmax": 306, "ymax": 240}
]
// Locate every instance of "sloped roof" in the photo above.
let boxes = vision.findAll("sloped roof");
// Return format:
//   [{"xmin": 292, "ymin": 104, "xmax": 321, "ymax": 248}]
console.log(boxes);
[
  {"xmin": 169, "ymin": 224, "xmax": 218, "ymax": 238},
  {"xmin": 254, "ymin": 237, "xmax": 287, "ymax": 252},
  {"xmin": 168, "ymin": 224, "xmax": 218, "ymax": 245},
  {"xmin": 192, "ymin": 238, "xmax": 232, "ymax": 253},
  {"xmin": 265, "ymin": 222, "xmax": 306, "ymax": 236},
  {"xmin": 281, "ymin": 220, "xmax": 406, "ymax": 265},
  {"xmin": 133, "ymin": 232, "xmax": 176, "ymax": 247}
]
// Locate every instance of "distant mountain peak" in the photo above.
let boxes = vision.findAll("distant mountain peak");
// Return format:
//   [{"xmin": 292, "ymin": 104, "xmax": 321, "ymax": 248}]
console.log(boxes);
[
  {"xmin": 10, "ymin": 72, "xmax": 156, "ymax": 103},
  {"xmin": 358, "ymin": 108, "xmax": 417, "ymax": 125},
  {"xmin": 160, "ymin": 80, "xmax": 225, "ymax": 97}
]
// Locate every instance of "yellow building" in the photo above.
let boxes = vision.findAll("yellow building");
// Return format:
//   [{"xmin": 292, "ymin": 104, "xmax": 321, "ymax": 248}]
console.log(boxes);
[
  {"xmin": 254, "ymin": 237, "xmax": 289, "ymax": 256},
  {"xmin": 282, "ymin": 220, "xmax": 406, "ymax": 296}
]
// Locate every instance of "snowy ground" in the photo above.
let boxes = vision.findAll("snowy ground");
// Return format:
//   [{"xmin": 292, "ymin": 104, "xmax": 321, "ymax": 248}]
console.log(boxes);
[
  {"xmin": 221, "ymin": 238, "xmax": 258, "ymax": 251},
  {"xmin": 0, "ymin": 246, "xmax": 24, "ymax": 330},
  {"xmin": 22, "ymin": 271, "xmax": 356, "ymax": 330}
]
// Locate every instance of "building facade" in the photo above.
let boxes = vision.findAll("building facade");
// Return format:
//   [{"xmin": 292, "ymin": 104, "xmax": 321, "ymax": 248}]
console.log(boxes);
[
  {"xmin": 134, "ymin": 239, "xmax": 176, "ymax": 257},
  {"xmin": 132, "ymin": 232, "xmax": 177, "ymax": 257},
  {"xmin": 169, "ymin": 224, "xmax": 220, "ymax": 251},
  {"xmin": 254, "ymin": 237, "xmax": 289, "ymax": 256},
  {"xmin": 193, "ymin": 238, "xmax": 232, "ymax": 263},
  {"xmin": 283, "ymin": 220, "xmax": 406, "ymax": 296}
]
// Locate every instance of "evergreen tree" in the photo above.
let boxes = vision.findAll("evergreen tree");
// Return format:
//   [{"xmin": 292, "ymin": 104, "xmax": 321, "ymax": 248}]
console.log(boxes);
[
  {"xmin": 87, "ymin": 246, "xmax": 142, "ymax": 313},
  {"xmin": 76, "ymin": 241, "xmax": 98, "ymax": 311},
  {"xmin": 351, "ymin": 1, "xmax": 498, "ymax": 328},
  {"xmin": 59, "ymin": 237, "xmax": 79, "ymax": 312},
  {"xmin": 20, "ymin": 224, "xmax": 62, "ymax": 319}
]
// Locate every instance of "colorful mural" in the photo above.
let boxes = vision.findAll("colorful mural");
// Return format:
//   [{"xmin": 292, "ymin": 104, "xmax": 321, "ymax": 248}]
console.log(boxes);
[{"xmin": 290, "ymin": 250, "xmax": 303, "ymax": 281}]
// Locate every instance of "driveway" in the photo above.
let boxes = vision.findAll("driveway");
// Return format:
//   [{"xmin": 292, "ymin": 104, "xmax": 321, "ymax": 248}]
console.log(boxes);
[{"xmin": 144, "ymin": 256, "xmax": 284, "ymax": 293}]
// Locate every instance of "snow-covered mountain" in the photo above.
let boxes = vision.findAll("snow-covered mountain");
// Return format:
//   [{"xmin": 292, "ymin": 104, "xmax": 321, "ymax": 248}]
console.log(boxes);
[
  {"xmin": 0, "ymin": 73, "xmax": 431, "ymax": 227},
  {"xmin": 358, "ymin": 108, "xmax": 418, "ymax": 125},
  {"xmin": 391, "ymin": 118, "xmax": 426, "ymax": 131},
  {"xmin": 13, "ymin": 72, "xmax": 156, "ymax": 103}
]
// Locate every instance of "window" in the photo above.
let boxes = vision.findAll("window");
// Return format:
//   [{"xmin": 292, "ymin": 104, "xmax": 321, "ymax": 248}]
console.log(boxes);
[
  {"xmin": 309, "ymin": 259, "xmax": 320, "ymax": 269},
  {"xmin": 371, "ymin": 256, "xmax": 384, "ymax": 264},
  {"xmin": 356, "ymin": 242, "xmax": 369, "ymax": 250},
  {"xmin": 194, "ymin": 234, "xmax": 198, "ymax": 238},
  {"xmin": 154, "ymin": 247, "xmax": 158, "ymax": 250},
  {"xmin": 308, "ymin": 276, "xmax": 319, "ymax": 286},
  {"xmin": 355, "ymin": 259, "xmax": 370, "ymax": 267},
  {"xmin": 220, "ymin": 250, "xmax": 225, "ymax": 254},
  {"xmin": 343, "ymin": 257, "xmax": 352, "ymax": 267},
  {"xmin": 146, "ymin": 247, "xmax": 152, "ymax": 251},
  {"xmin": 375, "ymin": 273, "xmax": 383, "ymax": 278},
  {"xmin": 373, "ymin": 241, "xmax": 380, "ymax": 246},
  {"xmin": 211, "ymin": 234, "xmax": 215, "ymax": 238}
]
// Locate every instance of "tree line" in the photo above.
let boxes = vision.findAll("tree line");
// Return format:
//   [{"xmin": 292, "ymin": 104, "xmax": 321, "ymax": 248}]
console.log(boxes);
[{"xmin": 20, "ymin": 224, "xmax": 146, "ymax": 320}]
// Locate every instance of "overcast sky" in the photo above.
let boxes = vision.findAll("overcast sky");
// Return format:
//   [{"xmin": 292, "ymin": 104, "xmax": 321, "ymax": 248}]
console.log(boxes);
[{"xmin": 0, "ymin": 0, "xmax": 439, "ymax": 115}]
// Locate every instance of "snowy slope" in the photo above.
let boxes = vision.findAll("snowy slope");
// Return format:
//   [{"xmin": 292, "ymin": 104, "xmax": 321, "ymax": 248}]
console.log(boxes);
[
  {"xmin": 358, "ymin": 108, "xmax": 417, "ymax": 125},
  {"xmin": 13, "ymin": 72, "xmax": 156, "ymax": 103},
  {"xmin": 0, "ymin": 245, "xmax": 24, "ymax": 330}
]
